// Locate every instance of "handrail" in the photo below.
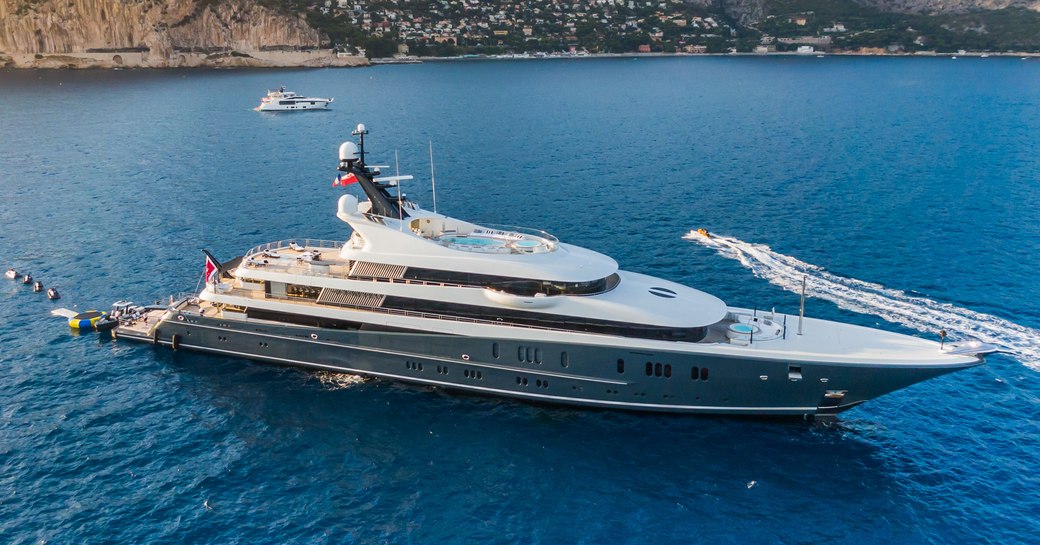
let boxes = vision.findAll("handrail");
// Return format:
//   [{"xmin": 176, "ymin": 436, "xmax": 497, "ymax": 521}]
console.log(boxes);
[
  {"xmin": 475, "ymin": 222, "xmax": 559, "ymax": 248},
  {"xmin": 245, "ymin": 239, "xmax": 346, "ymax": 258}
]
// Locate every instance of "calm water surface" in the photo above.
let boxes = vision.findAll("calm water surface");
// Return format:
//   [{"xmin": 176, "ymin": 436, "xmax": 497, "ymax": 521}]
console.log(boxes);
[{"xmin": 1, "ymin": 58, "xmax": 1038, "ymax": 544}]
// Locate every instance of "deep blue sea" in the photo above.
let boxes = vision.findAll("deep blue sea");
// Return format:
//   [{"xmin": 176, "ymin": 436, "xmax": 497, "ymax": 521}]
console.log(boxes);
[{"xmin": 1, "ymin": 57, "xmax": 1039, "ymax": 544}]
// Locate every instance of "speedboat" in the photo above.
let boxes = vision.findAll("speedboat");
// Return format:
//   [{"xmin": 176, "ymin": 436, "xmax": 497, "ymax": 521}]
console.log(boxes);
[
  {"xmin": 255, "ymin": 86, "xmax": 333, "ymax": 112},
  {"xmin": 110, "ymin": 124, "xmax": 997, "ymax": 416}
]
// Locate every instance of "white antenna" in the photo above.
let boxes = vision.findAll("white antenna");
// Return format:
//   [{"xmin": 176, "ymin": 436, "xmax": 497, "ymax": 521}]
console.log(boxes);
[
  {"xmin": 798, "ymin": 275, "xmax": 806, "ymax": 335},
  {"xmin": 395, "ymin": 150, "xmax": 403, "ymax": 230},
  {"xmin": 429, "ymin": 140, "xmax": 438, "ymax": 213}
]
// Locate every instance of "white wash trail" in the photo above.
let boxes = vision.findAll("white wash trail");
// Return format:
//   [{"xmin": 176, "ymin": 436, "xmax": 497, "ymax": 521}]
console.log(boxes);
[{"xmin": 683, "ymin": 231, "xmax": 1040, "ymax": 371}]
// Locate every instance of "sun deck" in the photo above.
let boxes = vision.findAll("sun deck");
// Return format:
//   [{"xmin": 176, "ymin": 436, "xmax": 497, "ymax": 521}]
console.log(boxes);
[{"xmin": 240, "ymin": 239, "xmax": 350, "ymax": 278}]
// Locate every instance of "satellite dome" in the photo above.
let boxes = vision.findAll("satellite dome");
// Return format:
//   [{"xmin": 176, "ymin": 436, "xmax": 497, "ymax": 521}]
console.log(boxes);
[{"xmin": 339, "ymin": 141, "xmax": 359, "ymax": 162}]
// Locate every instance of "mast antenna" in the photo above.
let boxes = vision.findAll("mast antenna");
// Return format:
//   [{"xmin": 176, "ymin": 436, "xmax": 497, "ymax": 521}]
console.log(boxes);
[
  {"xmin": 395, "ymin": 150, "xmax": 403, "ymax": 230},
  {"xmin": 798, "ymin": 275, "xmax": 806, "ymax": 336},
  {"xmin": 352, "ymin": 123, "xmax": 369, "ymax": 165},
  {"xmin": 429, "ymin": 140, "xmax": 438, "ymax": 213}
]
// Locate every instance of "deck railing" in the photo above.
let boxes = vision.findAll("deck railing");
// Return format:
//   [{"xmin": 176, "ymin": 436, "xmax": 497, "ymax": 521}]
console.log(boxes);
[{"xmin": 245, "ymin": 239, "xmax": 346, "ymax": 258}]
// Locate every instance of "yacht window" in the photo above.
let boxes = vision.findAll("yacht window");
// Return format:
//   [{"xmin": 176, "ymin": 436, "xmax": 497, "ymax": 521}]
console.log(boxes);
[
  {"xmin": 617, "ymin": 359, "xmax": 625, "ymax": 374},
  {"xmin": 402, "ymin": 268, "xmax": 620, "ymax": 296},
  {"xmin": 377, "ymin": 295, "xmax": 708, "ymax": 342}
]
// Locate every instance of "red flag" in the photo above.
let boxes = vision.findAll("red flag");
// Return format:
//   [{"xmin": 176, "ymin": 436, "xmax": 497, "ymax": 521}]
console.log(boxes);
[
  {"xmin": 204, "ymin": 254, "xmax": 218, "ymax": 284},
  {"xmin": 333, "ymin": 172, "xmax": 358, "ymax": 186}
]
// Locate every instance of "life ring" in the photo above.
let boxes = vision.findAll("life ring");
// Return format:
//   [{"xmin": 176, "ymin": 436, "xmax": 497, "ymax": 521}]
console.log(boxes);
[
  {"xmin": 69, "ymin": 310, "xmax": 105, "ymax": 330},
  {"xmin": 171, "ymin": 334, "xmax": 181, "ymax": 350}
]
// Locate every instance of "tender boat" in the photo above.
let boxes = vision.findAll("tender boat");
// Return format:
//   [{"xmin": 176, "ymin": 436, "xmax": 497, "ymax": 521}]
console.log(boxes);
[
  {"xmin": 5, "ymin": 268, "xmax": 17, "ymax": 280},
  {"xmin": 110, "ymin": 124, "xmax": 997, "ymax": 416},
  {"xmin": 32, "ymin": 281, "xmax": 43, "ymax": 292},
  {"xmin": 21, "ymin": 274, "xmax": 32, "ymax": 285},
  {"xmin": 47, "ymin": 288, "xmax": 60, "ymax": 300},
  {"xmin": 93, "ymin": 314, "xmax": 119, "ymax": 331},
  {"xmin": 255, "ymin": 86, "xmax": 333, "ymax": 112}
]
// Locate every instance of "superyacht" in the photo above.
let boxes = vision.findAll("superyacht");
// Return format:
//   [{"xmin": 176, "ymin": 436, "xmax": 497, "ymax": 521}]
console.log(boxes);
[
  {"xmin": 113, "ymin": 125, "xmax": 996, "ymax": 415},
  {"xmin": 255, "ymin": 86, "xmax": 333, "ymax": 112}
]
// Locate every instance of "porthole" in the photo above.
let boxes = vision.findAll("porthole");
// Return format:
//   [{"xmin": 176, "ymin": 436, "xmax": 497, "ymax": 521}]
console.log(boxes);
[
  {"xmin": 691, "ymin": 367, "xmax": 700, "ymax": 380},
  {"xmin": 700, "ymin": 367, "xmax": 709, "ymax": 381},
  {"xmin": 617, "ymin": 358, "xmax": 625, "ymax": 374},
  {"xmin": 534, "ymin": 348, "xmax": 542, "ymax": 364},
  {"xmin": 526, "ymin": 347, "xmax": 533, "ymax": 363},
  {"xmin": 518, "ymin": 347, "xmax": 524, "ymax": 361},
  {"xmin": 492, "ymin": 343, "xmax": 500, "ymax": 359},
  {"xmin": 561, "ymin": 352, "xmax": 569, "ymax": 367},
  {"xmin": 654, "ymin": 363, "xmax": 662, "ymax": 377},
  {"xmin": 664, "ymin": 364, "xmax": 672, "ymax": 378},
  {"xmin": 645, "ymin": 361, "xmax": 653, "ymax": 376}
]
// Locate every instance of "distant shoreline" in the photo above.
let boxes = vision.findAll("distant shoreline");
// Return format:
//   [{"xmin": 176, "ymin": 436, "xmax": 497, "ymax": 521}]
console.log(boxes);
[
  {"xmin": 4, "ymin": 49, "xmax": 1038, "ymax": 70},
  {"xmin": 374, "ymin": 51, "xmax": 1040, "ymax": 64},
  {"xmin": 0, "ymin": 50, "xmax": 369, "ymax": 70}
]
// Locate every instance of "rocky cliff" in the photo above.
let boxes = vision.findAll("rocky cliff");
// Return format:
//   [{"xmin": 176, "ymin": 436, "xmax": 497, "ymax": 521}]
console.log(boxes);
[{"xmin": 0, "ymin": 0, "xmax": 365, "ymax": 68}]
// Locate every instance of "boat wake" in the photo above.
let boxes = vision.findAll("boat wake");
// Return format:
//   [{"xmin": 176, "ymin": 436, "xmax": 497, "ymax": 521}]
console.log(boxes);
[
  {"xmin": 683, "ymin": 230, "xmax": 1040, "ymax": 371},
  {"xmin": 313, "ymin": 371, "xmax": 368, "ymax": 390}
]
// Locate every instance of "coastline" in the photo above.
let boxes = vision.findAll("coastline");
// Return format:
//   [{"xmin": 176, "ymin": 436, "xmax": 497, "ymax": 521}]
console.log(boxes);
[
  {"xmin": 4, "ymin": 49, "xmax": 1038, "ymax": 70},
  {"xmin": 374, "ymin": 50, "xmax": 1040, "ymax": 64},
  {"xmin": 0, "ymin": 50, "xmax": 369, "ymax": 70}
]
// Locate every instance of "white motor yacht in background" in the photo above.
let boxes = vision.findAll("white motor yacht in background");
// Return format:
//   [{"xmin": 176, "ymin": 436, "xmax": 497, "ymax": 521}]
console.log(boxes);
[
  {"xmin": 112, "ymin": 124, "xmax": 997, "ymax": 416},
  {"xmin": 255, "ymin": 86, "xmax": 333, "ymax": 111}
]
